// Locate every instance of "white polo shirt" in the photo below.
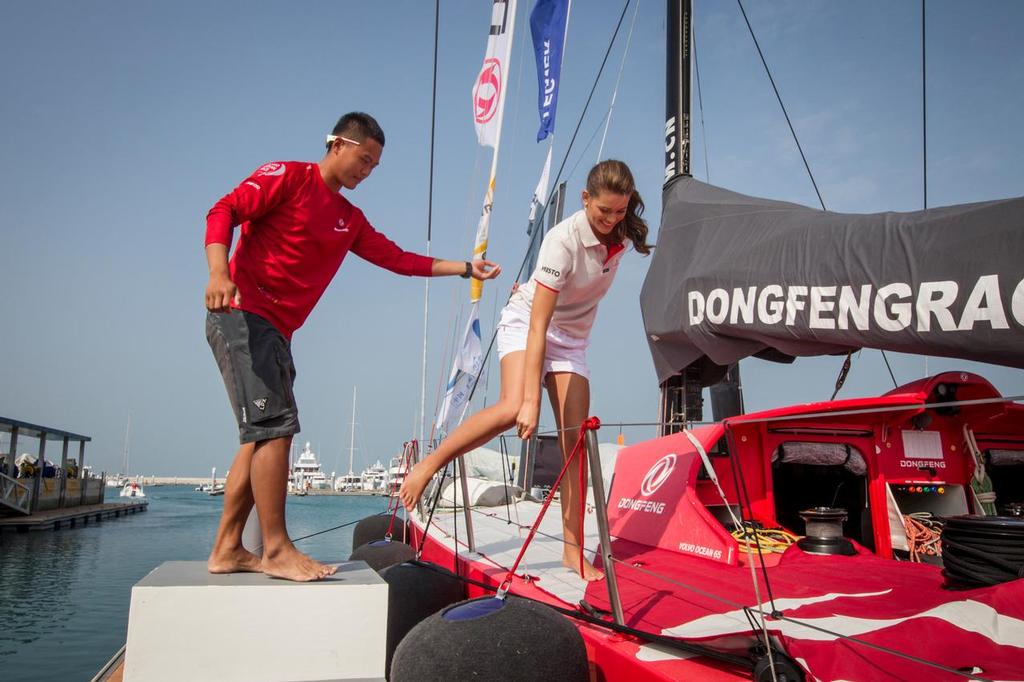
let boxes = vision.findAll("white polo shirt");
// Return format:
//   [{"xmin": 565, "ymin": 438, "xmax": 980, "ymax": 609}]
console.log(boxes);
[{"xmin": 508, "ymin": 209, "xmax": 627, "ymax": 339}]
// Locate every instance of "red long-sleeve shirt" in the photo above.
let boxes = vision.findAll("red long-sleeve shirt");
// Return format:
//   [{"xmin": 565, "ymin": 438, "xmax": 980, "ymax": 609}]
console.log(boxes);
[{"xmin": 205, "ymin": 161, "xmax": 433, "ymax": 338}]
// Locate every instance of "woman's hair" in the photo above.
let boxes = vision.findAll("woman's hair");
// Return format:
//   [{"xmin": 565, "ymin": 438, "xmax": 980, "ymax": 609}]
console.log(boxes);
[{"xmin": 585, "ymin": 160, "xmax": 651, "ymax": 255}]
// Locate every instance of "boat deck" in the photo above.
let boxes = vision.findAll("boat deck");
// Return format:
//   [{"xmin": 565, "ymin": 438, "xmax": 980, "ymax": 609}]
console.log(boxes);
[{"xmin": 415, "ymin": 494, "xmax": 600, "ymax": 607}]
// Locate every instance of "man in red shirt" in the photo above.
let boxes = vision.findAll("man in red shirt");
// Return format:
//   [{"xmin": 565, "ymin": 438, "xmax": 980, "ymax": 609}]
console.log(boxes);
[{"xmin": 204, "ymin": 112, "xmax": 500, "ymax": 581}]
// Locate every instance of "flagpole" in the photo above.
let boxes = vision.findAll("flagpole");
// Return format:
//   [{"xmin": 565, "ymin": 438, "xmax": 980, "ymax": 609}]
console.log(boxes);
[{"xmin": 471, "ymin": 2, "xmax": 518, "ymax": 304}]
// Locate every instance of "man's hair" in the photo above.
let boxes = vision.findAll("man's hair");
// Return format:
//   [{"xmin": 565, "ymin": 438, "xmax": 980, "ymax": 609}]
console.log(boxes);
[{"xmin": 330, "ymin": 112, "xmax": 385, "ymax": 148}]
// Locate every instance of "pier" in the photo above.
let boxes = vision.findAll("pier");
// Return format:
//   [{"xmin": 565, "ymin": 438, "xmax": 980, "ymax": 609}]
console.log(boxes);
[
  {"xmin": 1, "ymin": 415, "xmax": 104, "ymax": 517},
  {"xmin": 0, "ymin": 500, "xmax": 148, "ymax": 533}
]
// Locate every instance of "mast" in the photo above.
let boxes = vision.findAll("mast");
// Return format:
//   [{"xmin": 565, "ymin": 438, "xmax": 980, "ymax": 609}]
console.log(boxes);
[
  {"xmin": 122, "ymin": 414, "xmax": 131, "ymax": 476},
  {"xmin": 660, "ymin": 0, "xmax": 701, "ymax": 434},
  {"xmin": 664, "ymin": 0, "xmax": 691, "ymax": 184},
  {"xmin": 660, "ymin": 0, "xmax": 743, "ymax": 434},
  {"xmin": 348, "ymin": 386, "xmax": 357, "ymax": 476}
]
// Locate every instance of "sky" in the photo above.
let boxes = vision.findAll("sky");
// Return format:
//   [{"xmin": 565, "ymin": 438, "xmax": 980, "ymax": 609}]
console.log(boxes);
[{"xmin": 1, "ymin": 0, "xmax": 1022, "ymax": 478}]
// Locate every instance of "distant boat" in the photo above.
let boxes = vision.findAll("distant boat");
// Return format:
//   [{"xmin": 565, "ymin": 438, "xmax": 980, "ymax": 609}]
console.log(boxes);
[
  {"xmin": 359, "ymin": 460, "xmax": 387, "ymax": 493},
  {"xmin": 200, "ymin": 467, "xmax": 225, "ymax": 495},
  {"xmin": 289, "ymin": 442, "xmax": 329, "ymax": 493},
  {"xmin": 119, "ymin": 478, "xmax": 145, "ymax": 499}
]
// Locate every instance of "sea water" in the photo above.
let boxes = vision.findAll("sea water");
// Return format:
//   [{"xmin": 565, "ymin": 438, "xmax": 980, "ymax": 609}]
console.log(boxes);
[{"xmin": 0, "ymin": 485, "xmax": 391, "ymax": 681}]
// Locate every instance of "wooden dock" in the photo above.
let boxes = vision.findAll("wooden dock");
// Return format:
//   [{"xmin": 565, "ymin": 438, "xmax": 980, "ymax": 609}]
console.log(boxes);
[{"xmin": 0, "ymin": 500, "xmax": 148, "ymax": 533}]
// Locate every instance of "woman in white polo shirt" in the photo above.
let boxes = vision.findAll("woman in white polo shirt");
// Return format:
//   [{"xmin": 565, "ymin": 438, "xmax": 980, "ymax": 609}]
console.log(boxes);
[{"xmin": 400, "ymin": 160, "xmax": 650, "ymax": 580}]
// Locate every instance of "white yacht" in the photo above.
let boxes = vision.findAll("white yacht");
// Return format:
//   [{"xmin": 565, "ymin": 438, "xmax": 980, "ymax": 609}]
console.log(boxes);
[
  {"xmin": 290, "ymin": 442, "xmax": 329, "ymax": 493},
  {"xmin": 333, "ymin": 471, "xmax": 362, "ymax": 492},
  {"xmin": 359, "ymin": 460, "xmax": 387, "ymax": 493},
  {"xmin": 385, "ymin": 455, "xmax": 409, "ymax": 497}
]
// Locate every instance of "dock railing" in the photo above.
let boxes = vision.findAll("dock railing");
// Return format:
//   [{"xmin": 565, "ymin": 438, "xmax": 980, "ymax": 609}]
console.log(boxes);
[{"xmin": 0, "ymin": 472, "xmax": 31, "ymax": 515}]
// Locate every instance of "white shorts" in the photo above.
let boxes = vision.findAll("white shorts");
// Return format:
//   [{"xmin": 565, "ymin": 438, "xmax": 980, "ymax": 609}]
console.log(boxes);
[{"xmin": 495, "ymin": 304, "xmax": 590, "ymax": 379}]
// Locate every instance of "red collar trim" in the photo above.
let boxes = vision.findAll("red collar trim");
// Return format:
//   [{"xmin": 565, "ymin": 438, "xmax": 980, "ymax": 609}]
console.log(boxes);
[{"xmin": 604, "ymin": 242, "xmax": 625, "ymax": 266}]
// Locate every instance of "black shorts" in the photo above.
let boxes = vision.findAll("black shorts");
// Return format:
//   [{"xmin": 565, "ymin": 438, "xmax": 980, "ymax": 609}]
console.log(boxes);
[{"xmin": 206, "ymin": 310, "xmax": 300, "ymax": 444}]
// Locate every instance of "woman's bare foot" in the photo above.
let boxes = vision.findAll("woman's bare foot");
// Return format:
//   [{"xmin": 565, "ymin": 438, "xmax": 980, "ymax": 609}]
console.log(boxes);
[
  {"xmin": 563, "ymin": 551, "xmax": 605, "ymax": 582},
  {"xmin": 398, "ymin": 463, "xmax": 434, "ymax": 512},
  {"xmin": 208, "ymin": 545, "xmax": 263, "ymax": 574},
  {"xmin": 260, "ymin": 545, "xmax": 337, "ymax": 582}
]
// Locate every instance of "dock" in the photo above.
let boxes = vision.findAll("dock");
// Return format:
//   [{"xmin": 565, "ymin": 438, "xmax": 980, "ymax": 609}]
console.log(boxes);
[{"xmin": 0, "ymin": 500, "xmax": 148, "ymax": 533}]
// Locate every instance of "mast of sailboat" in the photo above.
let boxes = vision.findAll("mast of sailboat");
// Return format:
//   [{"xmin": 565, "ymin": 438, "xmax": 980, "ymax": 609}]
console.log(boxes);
[
  {"xmin": 348, "ymin": 386, "xmax": 357, "ymax": 476},
  {"xmin": 660, "ymin": 0, "xmax": 743, "ymax": 434},
  {"xmin": 122, "ymin": 414, "xmax": 131, "ymax": 476}
]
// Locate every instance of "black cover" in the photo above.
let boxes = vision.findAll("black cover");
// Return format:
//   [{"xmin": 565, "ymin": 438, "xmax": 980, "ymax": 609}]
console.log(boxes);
[{"xmin": 642, "ymin": 177, "xmax": 1024, "ymax": 383}]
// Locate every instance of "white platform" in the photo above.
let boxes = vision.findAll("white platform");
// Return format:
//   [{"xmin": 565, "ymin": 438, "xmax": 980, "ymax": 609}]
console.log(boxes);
[{"xmin": 124, "ymin": 561, "xmax": 387, "ymax": 682}]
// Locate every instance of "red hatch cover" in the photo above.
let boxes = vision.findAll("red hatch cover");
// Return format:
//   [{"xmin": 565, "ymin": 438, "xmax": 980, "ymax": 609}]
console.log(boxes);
[{"xmin": 607, "ymin": 431, "xmax": 738, "ymax": 565}]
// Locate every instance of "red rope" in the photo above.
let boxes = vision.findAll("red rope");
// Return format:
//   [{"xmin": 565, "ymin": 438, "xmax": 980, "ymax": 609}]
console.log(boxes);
[
  {"xmin": 385, "ymin": 441, "xmax": 416, "ymax": 540},
  {"xmin": 497, "ymin": 417, "xmax": 601, "ymax": 597}
]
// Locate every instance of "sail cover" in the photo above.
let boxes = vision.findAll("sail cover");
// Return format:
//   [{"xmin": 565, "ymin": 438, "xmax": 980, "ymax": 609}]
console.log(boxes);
[{"xmin": 642, "ymin": 177, "xmax": 1024, "ymax": 383}]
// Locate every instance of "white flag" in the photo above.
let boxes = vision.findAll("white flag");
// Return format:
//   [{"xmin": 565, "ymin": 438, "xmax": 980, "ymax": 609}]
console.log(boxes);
[
  {"xmin": 528, "ymin": 146, "xmax": 553, "ymax": 222},
  {"xmin": 472, "ymin": 0, "xmax": 517, "ymax": 148},
  {"xmin": 435, "ymin": 302, "xmax": 484, "ymax": 437}
]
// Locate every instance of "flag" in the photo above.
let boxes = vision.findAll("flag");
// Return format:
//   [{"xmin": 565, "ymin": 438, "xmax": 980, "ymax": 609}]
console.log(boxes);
[
  {"xmin": 473, "ymin": 0, "xmax": 518, "ymax": 148},
  {"xmin": 523, "ymin": 148, "xmax": 553, "ymax": 277},
  {"xmin": 435, "ymin": 302, "xmax": 484, "ymax": 437},
  {"xmin": 528, "ymin": 146, "xmax": 553, "ymax": 223},
  {"xmin": 530, "ymin": 0, "xmax": 569, "ymax": 141}
]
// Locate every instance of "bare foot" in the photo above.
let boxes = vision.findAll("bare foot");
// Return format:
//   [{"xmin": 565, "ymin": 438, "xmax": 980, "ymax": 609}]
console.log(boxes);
[
  {"xmin": 261, "ymin": 545, "xmax": 337, "ymax": 582},
  {"xmin": 398, "ymin": 463, "xmax": 433, "ymax": 512},
  {"xmin": 563, "ymin": 551, "xmax": 605, "ymax": 582},
  {"xmin": 208, "ymin": 546, "xmax": 262, "ymax": 574}
]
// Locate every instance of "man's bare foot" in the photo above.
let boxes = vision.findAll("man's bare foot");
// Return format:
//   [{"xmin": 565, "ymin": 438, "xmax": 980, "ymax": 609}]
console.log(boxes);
[
  {"xmin": 208, "ymin": 546, "xmax": 262, "ymax": 574},
  {"xmin": 260, "ymin": 545, "xmax": 337, "ymax": 582},
  {"xmin": 398, "ymin": 463, "xmax": 434, "ymax": 512},
  {"xmin": 563, "ymin": 551, "xmax": 605, "ymax": 582}
]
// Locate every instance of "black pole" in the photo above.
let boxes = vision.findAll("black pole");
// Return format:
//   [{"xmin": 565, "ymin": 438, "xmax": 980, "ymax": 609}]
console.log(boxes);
[
  {"xmin": 660, "ymin": 0, "xmax": 743, "ymax": 430},
  {"xmin": 664, "ymin": 0, "xmax": 691, "ymax": 185}
]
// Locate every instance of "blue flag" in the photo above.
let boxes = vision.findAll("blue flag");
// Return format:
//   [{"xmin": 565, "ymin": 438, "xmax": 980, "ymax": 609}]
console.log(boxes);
[{"xmin": 530, "ymin": 0, "xmax": 569, "ymax": 142}]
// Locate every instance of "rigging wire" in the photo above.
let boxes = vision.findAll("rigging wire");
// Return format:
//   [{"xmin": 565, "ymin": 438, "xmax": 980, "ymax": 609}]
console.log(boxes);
[
  {"xmin": 692, "ymin": 12, "xmax": 711, "ymax": 182},
  {"xmin": 596, "ymin": 0, "xmax": 642, "ymax": 162},
  {"xmin": 735, "ymin": 0, "xmax": 824, "ymax": 211},
  {"xmin": 418, "ymin": 0, "xmax": 441, "ymax": 444},
  {"xmin": 922, "ymin": 0, "xmax": 928, "ymax": 212},
  {"xmin": 737, "ymin": 0, "xmax": 902, "ymax": 387}
]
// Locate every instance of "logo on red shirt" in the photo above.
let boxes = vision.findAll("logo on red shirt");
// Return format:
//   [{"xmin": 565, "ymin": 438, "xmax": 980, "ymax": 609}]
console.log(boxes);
[
  {"xmin": 256, "ymin": 162, "xmax": 286, "ymax": 177},
  {"xmin": 473, "ymin": 58, "xmax": 502, "ymax": 124}
]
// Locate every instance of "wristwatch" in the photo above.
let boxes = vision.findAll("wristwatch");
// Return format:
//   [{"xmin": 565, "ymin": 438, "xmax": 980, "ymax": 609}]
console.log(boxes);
[{"xmin": 460, "ymin": 261, "xmax": 472, "ymax": 279}]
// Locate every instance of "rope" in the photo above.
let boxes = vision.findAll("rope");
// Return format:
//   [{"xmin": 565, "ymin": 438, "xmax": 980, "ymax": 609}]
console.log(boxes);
[
  {"xmin": 384, "ymin": 442, "xmax": 415, "ymax": 540},
  {"xmin": 964, "ymin": 424, "xmax": 997, "ymax": 515},
  {"xmin": 731, "ymin": 525, "xmax": 798, "ymax": 554},
  {"xmin": 290, "ymin": 515, "xmax": 374, "ymax": 544},
  {"xmin": 902, "ymin": 512, "xmax": 943, "ymax": 562},
  {"xmin": 830, "ymin": 351, "xmax": 853, "ymax": 401},
  {"xmin": 496, "ymin": 417, "xmax": 599, "ymax": 597}
]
